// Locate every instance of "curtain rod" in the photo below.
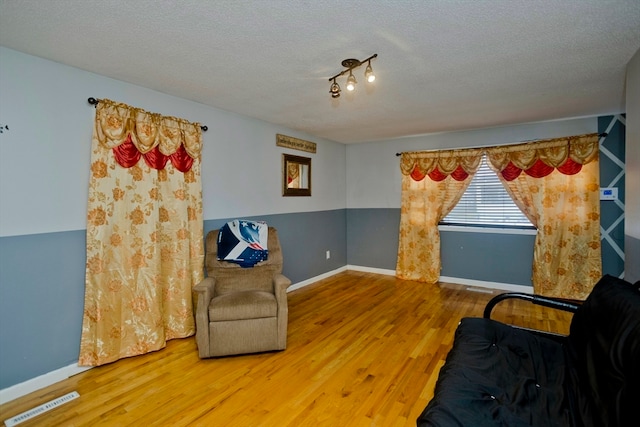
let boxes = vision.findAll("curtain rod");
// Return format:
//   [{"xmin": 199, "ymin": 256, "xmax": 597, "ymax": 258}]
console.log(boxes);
[
  {"xmin": 87, "ymin": 97, "xmax": 208, "ymax": 132},
  {"xmin": 394, "ymin": 132, "xmax": 607, "ymax": 156}
]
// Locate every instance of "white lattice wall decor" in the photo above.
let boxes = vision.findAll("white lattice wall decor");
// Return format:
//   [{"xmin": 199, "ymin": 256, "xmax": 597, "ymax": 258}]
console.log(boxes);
[{"xmin": 599, "ymin": 115, "xmax": 626, "ymax": 279}]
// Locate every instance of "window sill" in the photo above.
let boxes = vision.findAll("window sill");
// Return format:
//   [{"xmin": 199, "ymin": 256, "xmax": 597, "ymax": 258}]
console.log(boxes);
[{"xmin": 438, "ymin": 224, "xmax": 538, "ymax": 236}]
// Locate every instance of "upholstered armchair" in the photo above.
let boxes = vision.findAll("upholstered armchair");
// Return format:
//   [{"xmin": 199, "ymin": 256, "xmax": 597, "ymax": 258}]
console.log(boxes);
[{"xmin": 193, "ymin": 226, "xmax": 291, "ymax": 358}]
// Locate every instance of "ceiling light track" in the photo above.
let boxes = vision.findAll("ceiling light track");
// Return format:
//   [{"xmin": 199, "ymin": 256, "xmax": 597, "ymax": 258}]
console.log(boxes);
[{"xmin": 329, "ymin": 54, "xmax": 377, "ymax": 98}]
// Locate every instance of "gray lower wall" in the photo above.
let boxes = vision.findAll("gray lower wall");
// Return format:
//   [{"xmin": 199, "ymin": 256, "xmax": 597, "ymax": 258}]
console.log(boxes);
[
  {"xmin": 439, "ymin": 230, "xmax": 535, "ymax": 286},
  {"xmin": 0, "ymin": 230, "xmax": 87, "ymax": 390},
  {"xmin": 626, "ymin": 235, "xmax": 640, "ymax": 283},
  {"xmin": 346, "ymin": 208, "xmax": 536, "ymax": 286},
  {"xmin": 0, "ymin": 209, "xmax": 346, "ymax": 390},
  {"xmin": 346, "ymin": 205, "xmax": 626, "ymax": 288},
  {"xmin": 346, "ymin": 208, "xmax": 400, "ymax": 270},
  {"xmin": 203, "ymin": 210, "xmax": 347, "ymax": 284}
]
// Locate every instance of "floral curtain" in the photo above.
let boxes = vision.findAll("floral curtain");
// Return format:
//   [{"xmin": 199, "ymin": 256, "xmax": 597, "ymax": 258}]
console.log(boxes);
[
  {"xmin": 397, "ymin": 149, "xmax": 483, "ymax": 283},
  {"xmin": 397, "ymin": 133, "xmax": 601, "ymax": 299},
  {"xmin": 486, "ymin": 134, "xmax": 601, "ymax": 299},
  {"xmin": 79, "ymin": 99, "xmax": 204, "ymax": 366}
]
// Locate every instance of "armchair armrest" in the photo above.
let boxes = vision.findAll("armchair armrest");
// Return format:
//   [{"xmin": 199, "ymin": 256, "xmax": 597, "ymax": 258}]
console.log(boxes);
[
  {"xmin": 273, "ymin": 273, "xmax": 291, "ymax": 350},
  {"xmin": 193, "ymin": 277, "xmax": 216, "ymax": 358},
  {"xmin": 193, "ymin": 277, "xmax": 216, "ymax": 305},
  {"xmin": 273, "ymin": 273, "xmax": 292, "ymax": 302}
]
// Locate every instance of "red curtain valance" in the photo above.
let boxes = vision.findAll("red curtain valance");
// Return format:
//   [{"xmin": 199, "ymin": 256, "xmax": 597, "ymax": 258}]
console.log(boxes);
[
  {"xmin": 410, "ymin": 164, "xmax": 471, "ymax": 182},
  {"xmin": 486, "ymin": 134, "xmax": 598, "ymax": 181},
  {"xmin": 94, "ymin": 99, "xmax": 202, "ymax": 172},
  {"xmin": 400, "ymin": 133, "xmax": 599, "ymax": 182},
  {"xmin": 401, "ymin": 148, "xmax": 484, "ymax": 182},
  {"xmin": 113, "ymin": 134, "xmax": 194, "ymax": 172},
  {"xmin": 498, "ymin": 157, "xmax": 584, "ymax": 181}
]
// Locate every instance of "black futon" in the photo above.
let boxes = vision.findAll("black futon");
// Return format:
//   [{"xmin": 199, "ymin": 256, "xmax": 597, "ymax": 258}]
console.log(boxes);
[{"xmin": 417, "ymin": 275, "xmax": 640, "ymax": 427}]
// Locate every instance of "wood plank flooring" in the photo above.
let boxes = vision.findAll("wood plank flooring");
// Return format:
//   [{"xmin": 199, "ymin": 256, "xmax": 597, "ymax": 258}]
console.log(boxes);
[{"xmin": 0, "ymin": 271, "xmax": 573, "ymax": 426}]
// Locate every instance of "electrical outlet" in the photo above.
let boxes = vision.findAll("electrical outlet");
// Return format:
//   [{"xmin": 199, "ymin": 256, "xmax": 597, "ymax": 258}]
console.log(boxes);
[{"xmin": 326, "ymin": 250, "xmax": 331, "ymax": 259}]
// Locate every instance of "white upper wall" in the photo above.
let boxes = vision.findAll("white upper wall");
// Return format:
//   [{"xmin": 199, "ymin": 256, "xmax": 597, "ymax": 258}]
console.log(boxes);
[
  {"xmin": 1, "ymin": 46, "xmax": 621, "ymax": 236},
  {"xmin": 626, "ymin": 48, "xmax": 640, "ymax": 240},
  {"xmin": 0, "ymin": 47, "xmax": 346, "ymax": 237},
  {"xmin": 346, "ymin": 117, "xmax": 597, "ymax": 209}
]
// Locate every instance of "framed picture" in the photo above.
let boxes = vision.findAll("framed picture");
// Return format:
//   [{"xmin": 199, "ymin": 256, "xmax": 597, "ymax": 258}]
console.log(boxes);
[{"xmin": 282, "ymin": 154, "xmax": 311, "ymax": 196}]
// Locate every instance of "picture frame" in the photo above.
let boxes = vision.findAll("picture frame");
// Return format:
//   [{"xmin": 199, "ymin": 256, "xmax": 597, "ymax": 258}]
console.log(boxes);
[{"xmin": 282, "ymin": 153, "xmax": 311, "ymax": 196}]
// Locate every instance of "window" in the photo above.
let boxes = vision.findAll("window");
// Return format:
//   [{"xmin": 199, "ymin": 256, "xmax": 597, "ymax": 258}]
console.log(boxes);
[{"xmin": 441, "ymin": 155, "xmax": 534, "ymax": 228}]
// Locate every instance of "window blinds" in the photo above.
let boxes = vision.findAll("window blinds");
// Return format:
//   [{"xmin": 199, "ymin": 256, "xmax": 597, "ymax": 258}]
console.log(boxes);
[{"xmin": 442, "ymin": 155, "xmax": 533, "ymax": 228}]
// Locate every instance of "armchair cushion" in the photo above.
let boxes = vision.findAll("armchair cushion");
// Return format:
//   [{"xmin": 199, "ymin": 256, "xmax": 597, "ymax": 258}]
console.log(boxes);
[
  {"xmin": 208, "ymin": 291, "xmax": 277, "ymax": 321},
  {"xmin": 215, "ymin": 276, "xmax": 274, "ymax": 296}
]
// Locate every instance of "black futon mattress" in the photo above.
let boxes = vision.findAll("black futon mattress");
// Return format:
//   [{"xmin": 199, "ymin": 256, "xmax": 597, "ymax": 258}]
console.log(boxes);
[
  {"xmin": 418, "ymin": 275, "xmax": 640, "ymax": 427},
  {"xmin": 420, "ymin": 318, "xmax": 571, "ymax": 426}
]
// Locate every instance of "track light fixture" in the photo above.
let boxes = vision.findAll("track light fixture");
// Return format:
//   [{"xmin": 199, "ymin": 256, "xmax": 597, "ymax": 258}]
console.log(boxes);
[
  {"xmin": 328, "ymin": 53, "xmax": 377, "ymax": 98},
  {"xmin": 330, "ymin": 78, "xmax": 341, "ymax": 98}
]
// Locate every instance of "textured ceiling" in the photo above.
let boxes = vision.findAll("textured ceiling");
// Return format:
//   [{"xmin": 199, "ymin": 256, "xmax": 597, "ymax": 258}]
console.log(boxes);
[{"xmin": 1, "ymin": 0, "xmax": 639, "ymax": 143}]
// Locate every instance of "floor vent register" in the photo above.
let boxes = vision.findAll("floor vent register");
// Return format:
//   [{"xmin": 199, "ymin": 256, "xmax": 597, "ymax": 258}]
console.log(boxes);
[{"xmin": 4, "ymin": 391, "xmax": 80, "ymax": 426}]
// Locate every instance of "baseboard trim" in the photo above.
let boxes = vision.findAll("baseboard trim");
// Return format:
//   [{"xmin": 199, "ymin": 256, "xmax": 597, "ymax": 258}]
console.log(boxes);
[
  {"xmin": 344, "ymin": 266, "xmax": 533, "ymax": 293},
  {"xmin": 439, "ymin": 275, "xmax": 533, "ymax": 293},
  {"xmin": 0, "ymin": 364, "xmax": 91, "ymax": 405},
  {"xmin": 287, "ymin": 266, "xmax": 348, "ymax": 292},
  {"xmin": 346, "ymin": 265, "xmax": 396, "ymax": 276}
]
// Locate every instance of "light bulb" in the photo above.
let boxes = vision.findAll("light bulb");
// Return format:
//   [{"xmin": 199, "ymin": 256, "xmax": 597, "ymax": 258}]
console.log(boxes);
[
  {"xmin": 346, "ymin": 71, "xmax": 357, "ymax": 91},
  {"xmin": 365, "ymin": 63, "xmax": 375, "ymax": 83}
]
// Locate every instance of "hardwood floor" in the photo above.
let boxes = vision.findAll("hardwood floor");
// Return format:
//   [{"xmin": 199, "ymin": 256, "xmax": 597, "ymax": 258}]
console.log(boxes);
[{"xmin": 0, "ymin": 271, "xmax": 573, "ymax": 426}]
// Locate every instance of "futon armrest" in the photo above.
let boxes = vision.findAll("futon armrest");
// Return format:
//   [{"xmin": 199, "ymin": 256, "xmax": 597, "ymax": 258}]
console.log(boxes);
[
  {"xmin": 484, "ymin": 292, "xmax": 581, "ymax": 319},
  {"xmin": 483, "ymin": 292, "xmax": 581, "ymax": 340}
]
